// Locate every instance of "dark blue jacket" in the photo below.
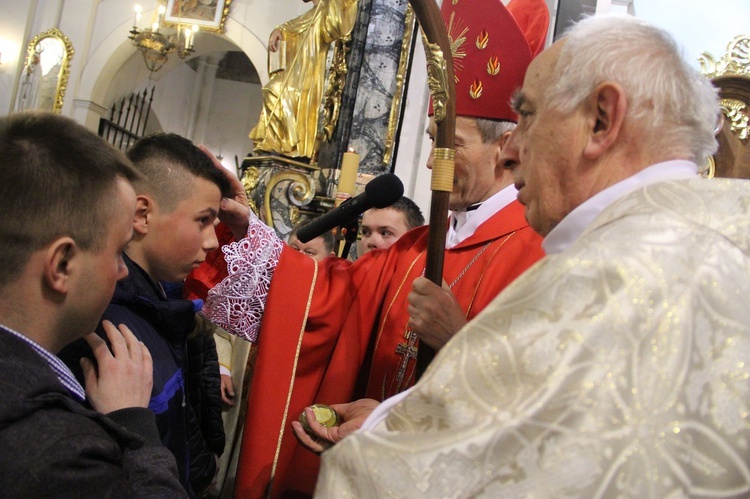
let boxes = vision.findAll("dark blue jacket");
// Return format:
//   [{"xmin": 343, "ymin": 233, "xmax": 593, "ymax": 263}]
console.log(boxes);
[{"xmin": 60, "ymin": 254, "xmax": 224, "ymax": 497}]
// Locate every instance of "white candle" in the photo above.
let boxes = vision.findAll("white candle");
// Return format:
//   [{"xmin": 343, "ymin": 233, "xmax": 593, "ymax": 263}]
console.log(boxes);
[
  {"xmin": 133, "ymin": 5, "xmax": 142, "ymax": 27},
  {"xmin": 336, "ymin": 149, "xmax": 359, "ymax": 206}
]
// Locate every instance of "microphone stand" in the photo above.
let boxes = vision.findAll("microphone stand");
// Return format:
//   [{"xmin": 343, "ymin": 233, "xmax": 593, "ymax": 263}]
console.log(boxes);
[{"xmin": 338, "ymin": 216, "xmax": 360, "ymax": 259}]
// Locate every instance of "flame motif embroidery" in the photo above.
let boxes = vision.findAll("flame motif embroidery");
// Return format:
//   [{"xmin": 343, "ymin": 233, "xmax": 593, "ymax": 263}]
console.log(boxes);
[
  {"xmin": 476, "ymin": 29, "xmax": 489, "ymax": 50},
  {"xmin": 469, "ymin": 79, "xmax": 483, "ymax": 99},
  {"xmin": 447, "ymin": 11, "xmax": 468, "ymax": 81},
  {"xmin": 487, "ymin": 56, "xmax": 500, "ymax": 75}
]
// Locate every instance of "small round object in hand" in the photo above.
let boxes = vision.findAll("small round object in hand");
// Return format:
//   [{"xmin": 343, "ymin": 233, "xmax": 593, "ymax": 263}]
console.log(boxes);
[{"xmin": 299, "ymin": 404, "xmax": 340, "ymax": 433}]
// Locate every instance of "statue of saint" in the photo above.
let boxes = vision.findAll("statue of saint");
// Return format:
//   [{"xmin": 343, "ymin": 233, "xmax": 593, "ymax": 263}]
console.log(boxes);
[{"xmin": 249, "ymin": 0, "xmax": 358, "ymax": 159}]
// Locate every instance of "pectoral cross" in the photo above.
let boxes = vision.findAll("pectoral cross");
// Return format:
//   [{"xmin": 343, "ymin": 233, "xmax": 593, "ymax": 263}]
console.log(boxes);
[{"xmin": 393, "ymin": 327, "xmax": 419, "ymax": 394}]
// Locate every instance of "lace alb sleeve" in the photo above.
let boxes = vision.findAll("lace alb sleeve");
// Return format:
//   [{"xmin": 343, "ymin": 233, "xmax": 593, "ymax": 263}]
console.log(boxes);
[{"xmin": 201, "ymin": 210, "xmax": 283, "ymax": 343}]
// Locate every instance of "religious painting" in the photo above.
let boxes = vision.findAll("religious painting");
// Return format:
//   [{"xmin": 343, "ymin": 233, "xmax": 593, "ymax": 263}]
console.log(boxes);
[{"xmin": 163, "ymin": 0, "xmax": 232, "ymax": 33}]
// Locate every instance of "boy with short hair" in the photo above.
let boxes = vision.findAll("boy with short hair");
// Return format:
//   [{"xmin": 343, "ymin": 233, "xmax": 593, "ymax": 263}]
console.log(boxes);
[
  {"xmin": 288, "ymin": 222, "xmax": 335, "ymax": 261},
  {"xmin": 61, "ymin": 133, "xmax": 230, "ymax": 497},
  {"xmin": 359, "ymin": 196, "xmax": 425, "ymax": 254},
  {"xmin": 0, "ymin": 111, "xmax": 186, "ymax": 497}
]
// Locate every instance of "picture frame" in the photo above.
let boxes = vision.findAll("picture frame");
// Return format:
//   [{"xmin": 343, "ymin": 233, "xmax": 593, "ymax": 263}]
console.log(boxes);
[{"xmin": 163, "ymin": 0, "xmax": 232, "ymax": 33}]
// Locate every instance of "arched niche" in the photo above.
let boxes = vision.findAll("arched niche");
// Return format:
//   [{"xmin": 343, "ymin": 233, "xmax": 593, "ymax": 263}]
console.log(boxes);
[{"xmin": 73, "ymin": 15, "xmax": 269, "ymax": 129}]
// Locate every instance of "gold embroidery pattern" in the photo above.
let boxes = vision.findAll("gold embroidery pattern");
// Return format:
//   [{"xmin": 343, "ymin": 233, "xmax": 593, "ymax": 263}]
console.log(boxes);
[
  {"xmin": 469, "ymin": 79, "xmax": 483, "ymax": 99},
  {"xmin": 476, "ymin": 29, "xmax": 488, "ymax": 50},
  {"xmin": 268, "ymin": 259, "xmax": 318, "ymax": 497},
  {"xmin": 446, "ymin": 11, "xmax": 467, "ymax": 81},
  {"xmin": 487, "ymin": 55, "xmax": 500, "ymax": 76}
]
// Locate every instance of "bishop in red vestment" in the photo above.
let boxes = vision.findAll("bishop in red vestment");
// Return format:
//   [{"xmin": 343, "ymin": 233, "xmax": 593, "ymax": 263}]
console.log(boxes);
[{"xmin": 191, "ymin": 0, "xmax": 550, "ymax": 496}]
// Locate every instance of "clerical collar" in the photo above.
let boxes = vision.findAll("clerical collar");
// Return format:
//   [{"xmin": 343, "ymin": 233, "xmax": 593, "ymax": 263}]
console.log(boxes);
[
  {"xmin": 451, "ymin": 202, "xmax": 482, "ymax": 233},
  {"xmin": 447, "ymin": 184, "xmax": 518, "ymax": 248},
  {"xmin": 542, "ymin": 160, "xmax": 700, "ymax": 255}
]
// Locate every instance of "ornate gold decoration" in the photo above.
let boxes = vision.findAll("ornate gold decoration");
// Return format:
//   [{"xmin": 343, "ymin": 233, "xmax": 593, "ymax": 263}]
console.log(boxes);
[
  {"xmin": 383, "ymin": 6, "xmax": 416, "ymax": 165},
  {"xmin": 263, "ymin": 171, "xmax": 316, "ymax": 229},
  {"xmin": 700, "ymin": 35, "xmax": 750, "ymax": 147},
  {"xmin": 431, "ymin": 148, "xmax": 455, "ymax": 192},
  {"xmin": 704, "ymin": 155, "xmax": 716, "ymax": 178},
  {"xmin": 422, "ymin": 33, "xmax": 450, "ymax": 123},
  {"xmin": 19, "ymin": 28, "xmax": 74, "ymax": 114},
  {"xmin": 241, "ymin": 156, "xmax": 320, "ymax": 236},
  {"xmin": 720, "ymin": 98, "xmax": 750, "ymax": 143},
  {"xmin": 699, "ymin": 35, "xmax": 750, "ymax": 80},
  {"xmin": 317, "ymin": 35, "xmax": 352, "ymax": 144},
  {"xmin": 241, "ymin": 166, "xmax": 261, "ymax": 216}
]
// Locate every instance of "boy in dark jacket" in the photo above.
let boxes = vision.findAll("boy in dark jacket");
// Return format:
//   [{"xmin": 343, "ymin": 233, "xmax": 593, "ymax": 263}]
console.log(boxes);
[
  {"xmin": 0, "ymin": 111, "xmax": 187, "ymax": 497},
  {"xmin": 61, "ymin": 133, "xmax": 229, "ymax": 497}
]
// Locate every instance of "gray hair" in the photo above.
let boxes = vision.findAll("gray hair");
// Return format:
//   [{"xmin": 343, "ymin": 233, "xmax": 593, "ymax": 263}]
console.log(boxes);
[
  {"xmin": 548, "ymin": 14, "xmax": 719, "ymax": 163},
  {"xmin": 475, "ymin": 118, "xmax": 516, "ymax": 144}
]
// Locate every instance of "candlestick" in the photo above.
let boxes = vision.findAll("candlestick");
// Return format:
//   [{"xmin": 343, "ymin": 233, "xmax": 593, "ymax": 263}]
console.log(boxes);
[{"xmin": 336, "ymin": 149, "xmax": 359, "ymax": 207}]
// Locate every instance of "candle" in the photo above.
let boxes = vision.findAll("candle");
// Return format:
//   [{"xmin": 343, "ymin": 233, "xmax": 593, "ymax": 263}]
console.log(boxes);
[
  {"xmin": 133, "ymin": 5, "xmax": 142, "ymax": 28},
  {"xmin": 336, "ymin": 149, "xmax": 359, "ymax": 207},
  {"xmin": 152, "ymin": 21, "xmax": 159, "ymax": 32},
  {"xmin": 184, "ymin": 27, "xmax": 192, "ymax": 49}
]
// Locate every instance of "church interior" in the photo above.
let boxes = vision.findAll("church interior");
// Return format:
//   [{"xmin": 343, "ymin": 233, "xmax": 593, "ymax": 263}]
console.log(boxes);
[
  {"xmin": 0, "ymin": 0, "xmax": 748, "ymax": 231},
  {"xmin": 2, "ymin": 1, "xmax": 750, "ymax": 497}
]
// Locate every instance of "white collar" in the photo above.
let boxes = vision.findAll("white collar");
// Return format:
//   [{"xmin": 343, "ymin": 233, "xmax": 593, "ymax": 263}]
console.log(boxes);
[
  {"xmin": 543, "ymin": 160, "xmax": 699, "ymax": 255},
  {"xmin": 447, "ymin": 184, "xmax": 518, "ymax": 249}
]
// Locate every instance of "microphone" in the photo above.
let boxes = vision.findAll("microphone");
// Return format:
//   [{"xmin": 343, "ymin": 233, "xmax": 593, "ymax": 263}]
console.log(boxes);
[{"xmin": 296, "ymin": 173, "xmax": 404, "ymax": 243}]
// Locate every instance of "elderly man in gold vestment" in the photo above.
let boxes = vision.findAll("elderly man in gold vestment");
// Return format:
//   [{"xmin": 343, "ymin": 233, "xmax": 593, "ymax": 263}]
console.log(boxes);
[
  {"xmin": 308, "ymin": 14, "xmax": 750, "ymax": 498},
  {"xmin": 249, "ymin": 0, "xmax": 358, "ymax": 159}
]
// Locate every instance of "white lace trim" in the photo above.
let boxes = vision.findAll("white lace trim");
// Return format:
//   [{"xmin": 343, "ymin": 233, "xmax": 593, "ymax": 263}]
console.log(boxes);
[{"xmin": 202, "ymin": 211, "xmax": 283, "ymax": 342}]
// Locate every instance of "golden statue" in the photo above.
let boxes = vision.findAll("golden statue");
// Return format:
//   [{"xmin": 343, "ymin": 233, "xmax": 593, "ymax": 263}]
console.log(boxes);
[{"xmin": 249, "ymin": 0, "xmax": 359, "ymax": 159}]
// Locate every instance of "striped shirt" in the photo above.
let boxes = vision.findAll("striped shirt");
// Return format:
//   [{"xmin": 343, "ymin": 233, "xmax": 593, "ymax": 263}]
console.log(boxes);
[{"xmin": 0, "ymin": 324, "xmax": 86, "ymax": 401}]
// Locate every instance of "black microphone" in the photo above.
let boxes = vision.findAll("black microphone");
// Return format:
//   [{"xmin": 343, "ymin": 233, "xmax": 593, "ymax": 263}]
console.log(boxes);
[{"xmin": 296, "ymin": 173, "xmax": 404, "ymax": 243}]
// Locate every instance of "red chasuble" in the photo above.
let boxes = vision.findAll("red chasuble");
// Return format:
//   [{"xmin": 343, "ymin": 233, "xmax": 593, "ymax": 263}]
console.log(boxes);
[{"xmin": 229, "ymin": 200, "xmax": 544, "ymax": 497}]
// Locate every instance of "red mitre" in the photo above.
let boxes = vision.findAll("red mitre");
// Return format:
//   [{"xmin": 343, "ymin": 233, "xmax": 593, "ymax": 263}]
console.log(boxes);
[{"xmin": 429, "ymin": 0, "xmax": 550, "ymax": 122}]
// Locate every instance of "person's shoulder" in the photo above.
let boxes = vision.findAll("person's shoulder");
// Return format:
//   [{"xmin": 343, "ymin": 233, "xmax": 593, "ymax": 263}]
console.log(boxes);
[{"xmin": 0, "ymin": 332, "xmax": 68, "ymax": 398}]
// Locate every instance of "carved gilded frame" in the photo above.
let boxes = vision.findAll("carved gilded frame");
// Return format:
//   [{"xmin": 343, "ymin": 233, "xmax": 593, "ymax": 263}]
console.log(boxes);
[
  {"xmin": 162, "ymin": 0, "xmax": 232, "ymax": 34},
  {"xmin": 17, "ymin": 28, "xmax": 74, "ymax": 114},
  {"xmin": 383, "ymin": 6, "xmax": 417, "ymax": 165}
]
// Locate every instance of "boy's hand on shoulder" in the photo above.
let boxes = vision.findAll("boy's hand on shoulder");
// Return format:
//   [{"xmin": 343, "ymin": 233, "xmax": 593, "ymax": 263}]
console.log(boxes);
[{"xmin": 81, "ymin": 320, "xmax": 154, "ymax": 414}]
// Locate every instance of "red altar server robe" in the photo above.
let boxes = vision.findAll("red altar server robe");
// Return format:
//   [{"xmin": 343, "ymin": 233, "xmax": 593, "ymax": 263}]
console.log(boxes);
[{"xmin": 196, "ymin": 199, "xmax": 544, "ymax": 497}]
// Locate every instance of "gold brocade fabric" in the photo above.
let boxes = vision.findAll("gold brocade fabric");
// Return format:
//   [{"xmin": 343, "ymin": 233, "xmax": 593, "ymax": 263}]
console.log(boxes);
[
  {"xmin": 249, "ymin": 0, "xmax": 358, "ymax": 158},
  {"xmin": 317, "ymin": 178, "xmax": 750, "ymax": 498}
]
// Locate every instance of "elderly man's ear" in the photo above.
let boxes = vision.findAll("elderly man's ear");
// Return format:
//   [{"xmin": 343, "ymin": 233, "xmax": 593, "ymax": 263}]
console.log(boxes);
[{"xmin": 584, "ymin": 82, "xmax": 627, "ymax": 160}]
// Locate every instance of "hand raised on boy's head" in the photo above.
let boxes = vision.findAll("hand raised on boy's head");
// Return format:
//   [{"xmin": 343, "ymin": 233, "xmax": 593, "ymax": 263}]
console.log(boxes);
[
  {"xmin": 199, "ymin": 144, "xmax": 250, "ymax": 240},
  {"xmin": 81, "ymin": 320, "xmax": 154, "ymax": 414}
]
